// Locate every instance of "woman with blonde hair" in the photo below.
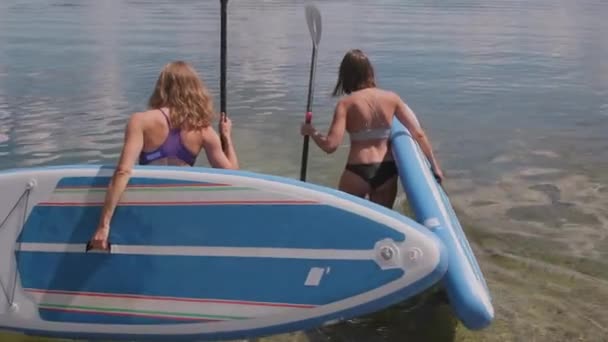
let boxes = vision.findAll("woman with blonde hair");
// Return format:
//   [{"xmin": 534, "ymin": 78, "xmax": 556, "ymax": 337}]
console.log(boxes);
[{"xmin": 87, "ymin": 61, "xmax": 239, "ymax": 251}]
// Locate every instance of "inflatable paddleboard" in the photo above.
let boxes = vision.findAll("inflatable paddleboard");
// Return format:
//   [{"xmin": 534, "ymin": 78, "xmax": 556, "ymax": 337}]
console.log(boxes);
[
  {"xmin": 390, "ymin": 118, "xmax": 494, "ymax": 330},
  {"xmin": 0, "ymin": 165, "xmax": 447, "ymax": 341}
]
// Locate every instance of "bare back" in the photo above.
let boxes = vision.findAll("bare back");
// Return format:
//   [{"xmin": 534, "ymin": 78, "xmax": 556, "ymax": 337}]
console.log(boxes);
[{"xmin": 341, "ymin": 88, "xmax": 398, "ymax": 164}]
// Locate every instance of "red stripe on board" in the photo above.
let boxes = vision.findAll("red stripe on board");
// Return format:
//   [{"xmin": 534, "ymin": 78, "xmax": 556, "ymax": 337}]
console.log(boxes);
[
  {"xmin": 57, "ymin": 183, "xmax": 228, "ymax": 189},
  {"xmin": 25, "ymin": 289, "xmax": 316, "ymax": 309},
  {"xmin": 40, "ymin": 306, "xmax": 220, "ymax": 322},
  {"xmin": 37, "ymin": 200, "xmax": 319, "ymax": 206}
]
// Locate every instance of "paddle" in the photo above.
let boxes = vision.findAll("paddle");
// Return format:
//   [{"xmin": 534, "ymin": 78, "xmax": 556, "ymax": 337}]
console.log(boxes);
[
  {"xmin": 299, "ymin": 4, "xmax": 322, "ymax": 182},
  {"xmin": 220, "ymin": 0, "xmax": 228, "ymax": 151}
]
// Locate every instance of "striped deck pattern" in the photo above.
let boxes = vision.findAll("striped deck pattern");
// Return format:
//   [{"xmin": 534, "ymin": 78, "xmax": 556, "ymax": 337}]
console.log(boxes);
[
  {"xmin": 25, "ymin": 288, "xmax": 313, "ymax": 324},
  {"xmin": 14, "ymin": 175, "xmax": 405, "ymax": 325},
  {"xmin": 42, "ymin": 176, "xmax": 319, "ymax": 206}
]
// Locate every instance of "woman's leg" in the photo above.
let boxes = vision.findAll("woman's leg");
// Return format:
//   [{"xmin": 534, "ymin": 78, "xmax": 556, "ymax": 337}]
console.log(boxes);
[
  {"xmin": 369, "ymin": 175, "xmax": 398, "ymax": 209},
  {"xmin": 338, "ymin": 169, "xmax": 371, "ymax": 199}
]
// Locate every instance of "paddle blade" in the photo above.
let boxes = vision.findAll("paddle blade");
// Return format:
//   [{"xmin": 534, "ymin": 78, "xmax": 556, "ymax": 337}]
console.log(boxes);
[{"xmin": 305, "ymin": 4, "xmax": 322, "ymax": 46}]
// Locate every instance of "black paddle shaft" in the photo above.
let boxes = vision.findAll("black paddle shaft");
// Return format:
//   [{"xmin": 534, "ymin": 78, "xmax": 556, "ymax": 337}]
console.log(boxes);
[
  {"xmin": 220, "ymin": 0, "xmax": 228, "ymax": 151},
  {"xmin": 300, "ymin": 45, "xmax": 318, "ymax": 181}
]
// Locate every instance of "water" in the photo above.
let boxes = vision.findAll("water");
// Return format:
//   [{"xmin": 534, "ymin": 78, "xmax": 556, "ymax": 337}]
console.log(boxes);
[{"xmin": 1, "ymin": 0, "xmax": 607, "ymax": 341}]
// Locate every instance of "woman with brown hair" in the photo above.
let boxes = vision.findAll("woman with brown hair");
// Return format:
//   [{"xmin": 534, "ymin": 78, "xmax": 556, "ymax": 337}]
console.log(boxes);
[
  {"xmin": 87, "ymin": 61, "xmax": 239, "ymax": 251},
  {"xmin": 300, "ymin": 49, "xmax": 443, "ymax": 208}
]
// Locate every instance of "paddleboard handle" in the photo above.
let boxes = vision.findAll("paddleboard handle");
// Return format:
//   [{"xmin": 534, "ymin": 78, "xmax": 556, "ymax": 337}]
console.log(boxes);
[{"xmin": 86, "ymin": 241, "xmax": 112, "ymax": 254}]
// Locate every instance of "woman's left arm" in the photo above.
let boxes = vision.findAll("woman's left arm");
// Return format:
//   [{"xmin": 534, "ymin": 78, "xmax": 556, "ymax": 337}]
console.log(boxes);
[
  {"xmin": 89, "ymin": 114, "xmax": 144, "ymax": 250},
  {"xmin": 301, "ymin": 101, "xmax": 347, "ymax": 154}
]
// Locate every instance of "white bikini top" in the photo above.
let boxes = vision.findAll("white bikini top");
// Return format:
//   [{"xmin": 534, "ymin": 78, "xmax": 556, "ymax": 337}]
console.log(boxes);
[
  {"xmin": 348, "ymin": 94, "xmax": 391, "ymax": 142},
  {"xmin": 349, "ymin": 127, "xmax": 391, "ymax": 141}
]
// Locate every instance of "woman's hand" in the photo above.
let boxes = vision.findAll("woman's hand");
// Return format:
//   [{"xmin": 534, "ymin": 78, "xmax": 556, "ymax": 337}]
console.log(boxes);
[
  {"xmin": 87, "ymin": 113, "xmax": 143, "ymax": 252},
  {"xmin": 300, "ymin": 122, "xmax": 316, "ymax": 136},
  {"xmin": 432, "ymin": 166, "xmax": 445, "ymax": 184},
  {"xmin": 299, "ymin": 102, "xmax": 346, "ymax": 154},
  {"xmin": 87, "ymin": 225, "xmax": 111, "ymax": 251},
  {"xmin": 219, "ymin": 112, "xmax": 232, "ymax": 138},
  {"xmin": 207, "ymin": 112, "xmax": 239, "ymax": 169}
]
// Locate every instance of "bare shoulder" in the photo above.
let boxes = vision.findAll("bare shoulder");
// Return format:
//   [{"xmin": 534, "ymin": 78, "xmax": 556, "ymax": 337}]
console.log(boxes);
[
  {"xmin": 335, "ymin": 94, "xmax": 351, "ymax": 106},
  {"xmin": 129, "ymin": 109, "xmax": 166, "ymax": 129},
  {"xmin": 378, "ymin": 89, "xmax": 402, "ymax": 103},
  {"xmin": 125, "ymin": 111, "xmax": 148, "ymax": 129},
  {"xmin": 199, "ymin": 124, "xmax": 219, "ymax": 143},
  {"xmin": 200, "ymin": 124, "xmax": 217, "ymax": 134},
  {"xmin": 129, "ymin": 109, "xmax": 157, "ymax": 122},
  {"xmin": 335, "ymin": 97, "xmax": 348, "ymax": 110}
]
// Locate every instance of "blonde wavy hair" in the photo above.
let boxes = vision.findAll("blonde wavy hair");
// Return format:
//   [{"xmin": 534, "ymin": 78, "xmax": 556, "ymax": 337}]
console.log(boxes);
[{"xmin": 148, "ymin": 61, "xmax": 215, "ymax": 130}]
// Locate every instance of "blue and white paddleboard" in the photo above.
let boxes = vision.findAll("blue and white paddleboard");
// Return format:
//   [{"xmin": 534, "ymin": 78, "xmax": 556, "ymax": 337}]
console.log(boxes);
[
  {"xmin": 0, "ymin": 165, "xmax": 447, "ymax": 341},
  {"xmin": 390, "ymin": 118, "xmax": 494, "ymax": 330}
]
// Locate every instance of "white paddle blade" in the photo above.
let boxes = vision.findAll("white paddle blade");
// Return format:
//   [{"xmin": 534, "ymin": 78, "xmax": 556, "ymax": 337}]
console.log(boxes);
[{"xmin": 305, "ymin": 4, "xmax": 322, "ymax": 46}]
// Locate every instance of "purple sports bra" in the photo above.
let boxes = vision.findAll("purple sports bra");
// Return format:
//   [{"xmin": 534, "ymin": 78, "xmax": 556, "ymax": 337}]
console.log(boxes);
[{"xmin": 138, "ymin": 109, "xmax": 197, "ymax": 166}]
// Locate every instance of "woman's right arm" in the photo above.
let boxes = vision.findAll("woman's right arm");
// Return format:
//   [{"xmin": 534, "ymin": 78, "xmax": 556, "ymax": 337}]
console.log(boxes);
[
  {"xmin": 203, "ymin": 113, "xmax": 239, "ymax": 169},
  {"xmin": 88, "ymin": 113, "xmax": 144, "ymax": 250},
  {"xmin": 393, "ymin": 93, "xmax": 444, "ymax": 181}
]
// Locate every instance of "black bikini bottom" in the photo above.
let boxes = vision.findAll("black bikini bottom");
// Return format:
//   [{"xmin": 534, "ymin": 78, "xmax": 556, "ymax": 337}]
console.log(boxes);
[{"xmin": 345, "ymin": 161, "xmax": 398, "ymax": 189}]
